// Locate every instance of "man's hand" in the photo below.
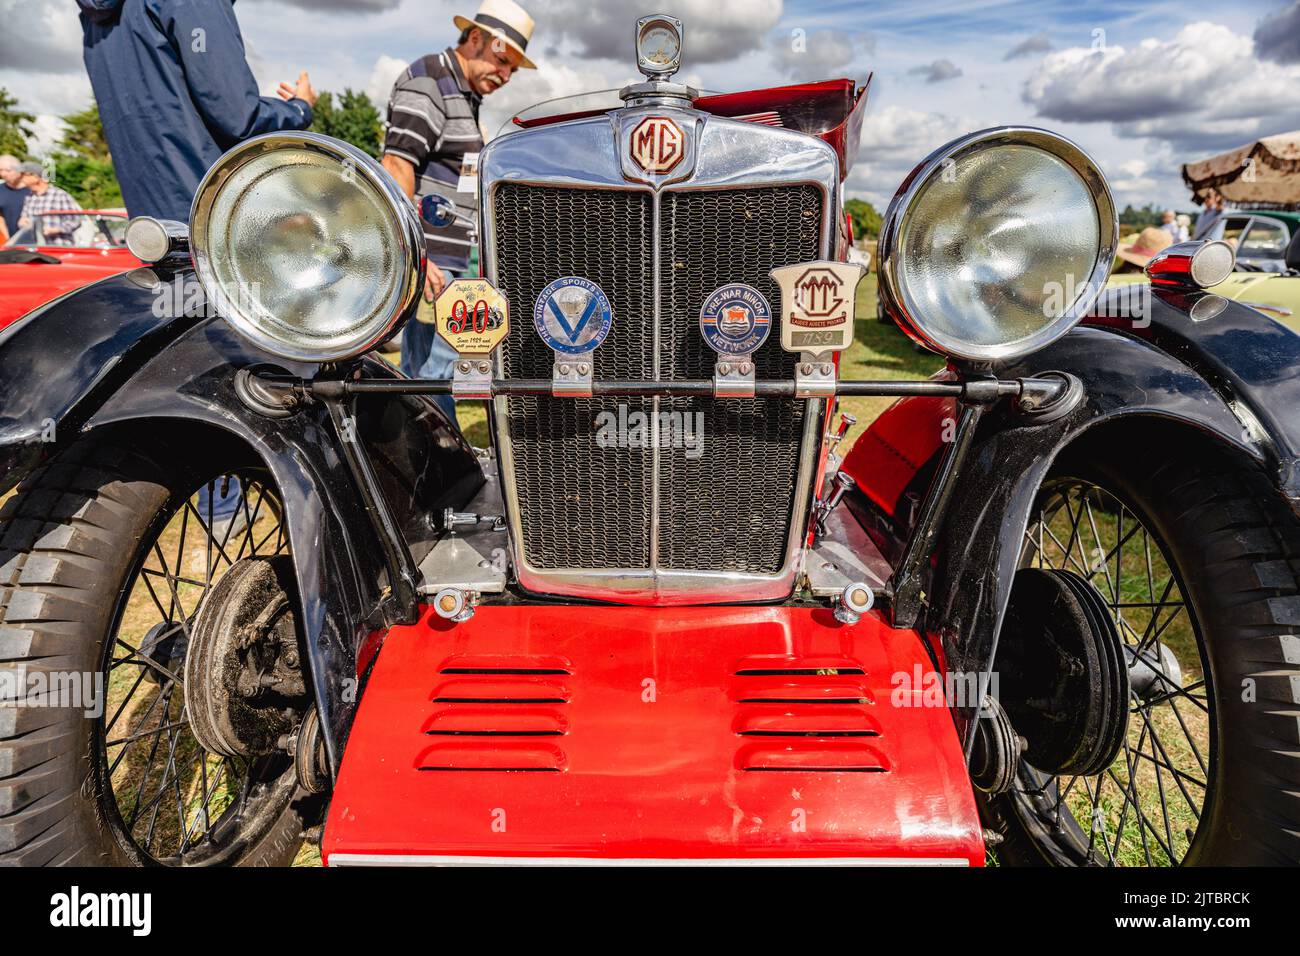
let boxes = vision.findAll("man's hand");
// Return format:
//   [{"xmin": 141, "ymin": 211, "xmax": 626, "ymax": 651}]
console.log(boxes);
[
  {"xmin": 278, "ymin": 71, "xmax": 317, "ymax": 107},
  {"xmin": 424, "ymin": 264, "xmax": 448, "ymax": 303}
]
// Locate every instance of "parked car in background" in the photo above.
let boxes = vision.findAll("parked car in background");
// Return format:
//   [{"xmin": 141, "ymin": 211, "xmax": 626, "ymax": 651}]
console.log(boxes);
[
  {"xmin": 1183, "ymin": 131, "xmax": 1300, "ymax": 272},
  {"xmin": 1201, "ymin": 209, "xmax": 1299, "ymax": 272},
  {"xmin": 0, "ymin": 210, "xmax": 143, "ymax": 330}
]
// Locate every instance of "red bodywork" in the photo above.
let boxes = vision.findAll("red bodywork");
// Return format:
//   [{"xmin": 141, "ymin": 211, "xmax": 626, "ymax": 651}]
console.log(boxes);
[
  {"xmin": 843, "ymin": 392, "xmax": 955, "ymax": 520},
  {"xmin": 323, "ymin": 604, "xmax": 983, "ymax": 865},
  {"xmin": 0, "ymin": 212, "xmax": 142, "ymax": 331}
]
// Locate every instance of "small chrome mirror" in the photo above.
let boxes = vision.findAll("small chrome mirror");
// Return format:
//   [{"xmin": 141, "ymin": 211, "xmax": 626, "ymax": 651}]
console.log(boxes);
[{"xmin": 420, "ymin": 194, "xmax": 461, "ymax": 229}]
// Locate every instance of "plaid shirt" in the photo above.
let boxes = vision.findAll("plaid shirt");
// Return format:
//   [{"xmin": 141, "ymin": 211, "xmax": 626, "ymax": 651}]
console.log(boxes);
[{"xmin": 20, "ymin": 185, "xmax": 82, "ymax": 242}]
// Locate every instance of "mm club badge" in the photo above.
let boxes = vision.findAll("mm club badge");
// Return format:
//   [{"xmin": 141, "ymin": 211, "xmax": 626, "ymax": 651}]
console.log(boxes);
[
  {"xmin": 771, "ymin": 261, "xmax": 866, "ymax": 397},
  {"xmin": 533, "ymin": 276, "xmax": 614, "ymax": 396},
  {"xmin": 434, "ymin": 278, "xmax": 510, "ymax": 399},
  {"xmin": 699, "ymin": 282, "xmax": 771, "ymax": 397}
]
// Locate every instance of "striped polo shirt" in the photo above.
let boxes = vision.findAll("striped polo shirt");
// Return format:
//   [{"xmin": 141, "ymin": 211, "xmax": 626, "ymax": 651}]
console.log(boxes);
[{"xmin": 383, "ymin": 49, "xmax": 483, "ymax": 272}]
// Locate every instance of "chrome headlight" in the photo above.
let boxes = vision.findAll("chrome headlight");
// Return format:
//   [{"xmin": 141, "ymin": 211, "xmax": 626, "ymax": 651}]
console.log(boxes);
[
  {"xmin": 190, "ymin": 132, "xmax": 424, "ymax": 362},
  {"xmin": 878, "ymin": 127, "xmax": 1117, "ymax": 362}
]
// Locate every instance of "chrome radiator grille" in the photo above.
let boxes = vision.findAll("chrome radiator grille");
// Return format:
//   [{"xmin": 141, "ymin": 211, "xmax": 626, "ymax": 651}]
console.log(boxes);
[{"xmin": 492, "ymin": 181, "xmax": 823, "ymax": 574}]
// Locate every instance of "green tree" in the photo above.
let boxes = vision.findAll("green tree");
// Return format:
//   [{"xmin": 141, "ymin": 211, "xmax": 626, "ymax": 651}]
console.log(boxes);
[
  {"xmin": 309, "ymin": 89, "xmax": 383, "ymax": 158},
  {"xmin": 845, "ymin": 197, "xmax": 882, "ymax": 241},
  {"xmin": 48, "ymin": 100, "xmax": 122, "ymax": 207},
  {"xmin": 0, "ymin": 87, "xmax": 36, "ymax": 158},
  {"xmin": 58, "ymin": 102, "xmax": 111, "ymax": 160}
]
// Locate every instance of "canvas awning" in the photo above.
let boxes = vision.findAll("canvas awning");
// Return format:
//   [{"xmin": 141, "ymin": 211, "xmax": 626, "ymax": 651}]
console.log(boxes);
[{"xmin": 1182, "ymin": 131, "xmax": 1300, "ymax": 209}]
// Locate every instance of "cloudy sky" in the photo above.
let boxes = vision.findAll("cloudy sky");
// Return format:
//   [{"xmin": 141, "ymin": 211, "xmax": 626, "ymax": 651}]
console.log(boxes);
[{"xmin": 3, "ymin": 0, "xmax": 1300, "ymax": 210}]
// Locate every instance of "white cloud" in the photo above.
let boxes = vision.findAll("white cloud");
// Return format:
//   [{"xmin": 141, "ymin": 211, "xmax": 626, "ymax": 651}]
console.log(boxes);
[
  {"xmin": 771, "ymin": 29, "xmax": 873, "ymax": 82},
  {"xmin": 535, "ymin": 0, "xmax": 782, "ymax": 64},
  {"xmin": 365, "ymin": 54, "xmax": 410, "ymax": 108},
  {"xmin": 27, "ymin": 114, "xmax": 69, "ymax": 159},
  {"xmin": 846, "ymin": 104, "xmax": 966, "ymax": 205},
  {"xmin": 1022, "ymin": 22, "xmax": 1300, "ymax": 153},
  {"xmin": 0, "ymin": 0, "xmax": 83, "ymax": 73},
  {"xmin": 909, "ymin": 59, "xmax": 962, "ymax": 84},
  {"xmin": 1004, "ymin": 33, "xmax": 1051, "ymax": 61},
  {"xmin": 479, "ymin": 61, "xmax": 621, "ymax": 140}
]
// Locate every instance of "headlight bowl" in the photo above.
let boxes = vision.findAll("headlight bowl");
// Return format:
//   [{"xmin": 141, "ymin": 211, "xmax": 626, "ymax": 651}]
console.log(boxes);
[
  {"xmin": 877, "ymin": 127, "xmax": 1118, "ymax": 363},
  {"xmin": 190, "ymin": 132, "xmax": 425, "ymax": 362}
]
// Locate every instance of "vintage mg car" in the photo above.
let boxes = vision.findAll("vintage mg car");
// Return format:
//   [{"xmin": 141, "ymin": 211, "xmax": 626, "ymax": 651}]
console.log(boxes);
[{"xmin": 1, "ymin": 17, "xmax": 1298, "ymax": 867}]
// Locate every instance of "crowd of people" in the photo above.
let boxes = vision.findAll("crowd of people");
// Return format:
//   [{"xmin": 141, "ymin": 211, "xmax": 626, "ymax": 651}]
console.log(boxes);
[{"xmin": 0, "ymin": 156, "xmax": 84, "ymax": 245}]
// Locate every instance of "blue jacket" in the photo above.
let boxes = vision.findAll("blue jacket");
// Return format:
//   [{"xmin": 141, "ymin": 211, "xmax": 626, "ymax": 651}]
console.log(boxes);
[{"xmin": 78, "ymin": 0, "xmax": 313, "ymax": 222}]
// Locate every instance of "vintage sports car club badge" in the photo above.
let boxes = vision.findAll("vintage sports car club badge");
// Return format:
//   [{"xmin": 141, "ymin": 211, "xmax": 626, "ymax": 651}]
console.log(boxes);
[
  {"xmin": 433, "ymin": 278, "xmax": 510, "ymax": 399},
  {"xmin": 629, "ymin": 116, "xmax": 685, "ymax": 173},
  {"xmin": 771, "ymin": 261, "xmax": 866, "ymax": 397},
  {"xmin": 533, "ymin": 276, "xmax": 613, "ymax": 354},
  {"xmin": 533, "ymin": 276, "xmax": 614, "ymax": 396},
  {"xmin": 699, "ymin": 283, "xmax": 772, "ymax": 357}
]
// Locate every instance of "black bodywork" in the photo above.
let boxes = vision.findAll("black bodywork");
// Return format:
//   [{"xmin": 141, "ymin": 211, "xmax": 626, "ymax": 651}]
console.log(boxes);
[
  {"xmin": 3, "ymin": 268, "xmax": 1298, "ymax": 775},
  {"xmin": 0, "ymin": 267, "xmax": 482, "ymax": 769}
]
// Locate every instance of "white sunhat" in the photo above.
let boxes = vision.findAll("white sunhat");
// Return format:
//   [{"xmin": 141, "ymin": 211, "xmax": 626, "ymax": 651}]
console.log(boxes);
[{"xmin": 454, "ymin": 0, "xmax": 537, "ymax": 70}]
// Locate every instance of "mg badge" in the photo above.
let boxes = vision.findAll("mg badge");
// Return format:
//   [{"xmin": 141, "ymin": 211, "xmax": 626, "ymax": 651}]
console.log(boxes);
[
  {"xmin": 533, "ymin": 277, "xmax": 613, "ymax": 354},
  {"xmin": 771, "ymin": 261, "xmax": 866, "ymax": 398},
  {"xmin": 630, "ymin": 116, "xmax": 684, "ymax": 173},
  {"xmin": 699, "ymin": 283, "xmax": 771, "ymax": 357}
]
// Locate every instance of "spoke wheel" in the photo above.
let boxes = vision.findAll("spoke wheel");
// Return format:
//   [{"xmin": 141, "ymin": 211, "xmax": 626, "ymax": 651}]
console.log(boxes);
[
  {"xmin": 98, "ymin": 470, "xmax": 295, "ymax": 864},
  {"xmin": 1012, "ymin": 477, "xmax": 1210, "ymax": 865},
  {"xmin": 0, "ymin": 438, "xmax": 316, "ymax": 866}
]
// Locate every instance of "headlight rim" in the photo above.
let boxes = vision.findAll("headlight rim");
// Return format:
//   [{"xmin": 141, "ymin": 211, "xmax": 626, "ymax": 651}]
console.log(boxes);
[
  {"xmin": 189, "ymin": 131, "xmax": 425, "ymax": 363},
  {"xmin": 877, "ymin": 125, "xmax": 1119, "ymax": 364}
]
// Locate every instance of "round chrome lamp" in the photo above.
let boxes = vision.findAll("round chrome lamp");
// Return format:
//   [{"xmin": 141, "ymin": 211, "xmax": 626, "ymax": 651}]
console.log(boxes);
[
  {"xmin": 189, "ymin": 132, "xmax": 424, "ymax": 362},
  {"xmin": 877, "ymin": 127, "xmax": 1118, "ymax": 363}
]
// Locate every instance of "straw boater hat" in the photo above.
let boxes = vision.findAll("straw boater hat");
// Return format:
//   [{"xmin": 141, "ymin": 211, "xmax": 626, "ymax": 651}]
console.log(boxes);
[
  {"xmin": 455, "ymin": 0, "xmax": 537, "ymax": 70},
  {"xmin": 1115, "ymin": 226, "xmax": 1173, "ymax": 268}
]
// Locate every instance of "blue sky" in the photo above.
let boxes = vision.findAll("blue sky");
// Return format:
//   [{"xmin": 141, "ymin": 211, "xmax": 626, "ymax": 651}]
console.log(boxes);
[{"xmin": 3, "ymin": 0, "xmax": 1299, "ymax": 210}]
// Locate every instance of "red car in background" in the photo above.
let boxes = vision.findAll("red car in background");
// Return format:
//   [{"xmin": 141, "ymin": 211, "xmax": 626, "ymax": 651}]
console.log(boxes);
[{"xmin": 0, "ymin": 210, "xmax": 143, "ymax": 330}]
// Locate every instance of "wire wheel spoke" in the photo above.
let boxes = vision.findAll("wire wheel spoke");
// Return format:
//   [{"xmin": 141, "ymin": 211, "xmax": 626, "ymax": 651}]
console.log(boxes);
[
  {"xmin": 1014, "ymin": 477, "xmax": 1212, "ymax": 866},
  {"xmin": 98, "ymin": 470, "xmax": 291, "ymax": 864}
]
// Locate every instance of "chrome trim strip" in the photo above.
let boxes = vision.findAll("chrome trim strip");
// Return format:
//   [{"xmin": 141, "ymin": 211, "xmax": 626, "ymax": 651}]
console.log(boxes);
[
  {"xmin": 329, "ymin": 853, "xmax": 970, "ymax": 867},
  {"xmin": 480, "ymin": 108, "xmax": 839, "ymax": 604}
]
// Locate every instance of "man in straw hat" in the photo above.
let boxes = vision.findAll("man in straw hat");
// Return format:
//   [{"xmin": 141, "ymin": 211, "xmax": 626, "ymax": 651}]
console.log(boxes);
[{"xmin": 381, "ymin": 0, "xmax": 536, "ymax": 420}]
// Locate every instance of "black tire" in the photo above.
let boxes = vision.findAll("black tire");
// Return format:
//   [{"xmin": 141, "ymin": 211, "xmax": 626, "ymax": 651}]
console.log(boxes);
[
  {"xmin": 0, "ymin": 436, "xmax": 314, "ymax": 866},
  {"xmin": 983, "ymin": 432, "xmax": 1300, "ymax": 865}
]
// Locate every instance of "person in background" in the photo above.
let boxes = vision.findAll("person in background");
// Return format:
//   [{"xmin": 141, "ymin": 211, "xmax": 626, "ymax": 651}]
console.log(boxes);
[
  {"xmin": 380, "ymin": 0, "xmax": 536, "ymax": 423},
  {"xmin": 1176, "ymin": 213, "xmax": 1191, "ymax": 243},
  {"xmin": 1159, "ymin": 209, "xmax": 1181, "ymax": 243},
  {"xmin": 1194, "ymin": 189, "xmax": 1224, "ymax": 240},
  {"xmin": 78, "ymin": 0, "xmax": 318, "ymax": 537},
  {"xmin": 17, "ymin": 162, "xmax": 83, "ymax": 244},
  {"xmin": 0, "ymin": 155, "xmax": 32, "ymax": 244},
  {"xmin": 78, "ymin": 0, "xmax": 316, "ymax": 223}
]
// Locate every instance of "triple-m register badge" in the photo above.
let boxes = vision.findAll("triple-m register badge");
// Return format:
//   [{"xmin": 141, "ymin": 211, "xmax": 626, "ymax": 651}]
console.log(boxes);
[
  {"xmin": 771, "ymin": 261, "xmax": 866, "ymax": 397},
  {"xmin": 433, "ymin": 278, "xmax": 510, "ymax": 399}
]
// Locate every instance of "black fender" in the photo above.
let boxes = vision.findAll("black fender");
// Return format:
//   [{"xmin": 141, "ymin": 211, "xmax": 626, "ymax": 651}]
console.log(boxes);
[
  {"xmin": 928, "ymin": 287, "xmax": 1300, "ymax": 688},
  {"xmin": 0, "ymin": 268, "xmax": 483, "ymax": 771}
]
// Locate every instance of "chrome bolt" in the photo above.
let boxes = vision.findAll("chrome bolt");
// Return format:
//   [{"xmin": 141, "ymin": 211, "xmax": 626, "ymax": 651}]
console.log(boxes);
[
  {"xmin": 718, "ymin": 363, "xmax": 731, "ymax": 375},
  {"xmin": 457, "ymin": 361, "xmax": 471, "ymax": 373},
  {"xmin": 578, "ymin": 363, "xmax": 590, "ymax": 375},
  {"xmin": 801, "ymin": 363, "xmax": 814, "ymax": 375},
  {"xmin": 477, "ymin": 361, "xmax": 490, "ymax": 373},
  {"xmin": 558, "ymin": 363, "xmax": 570, "ymax": 375}
]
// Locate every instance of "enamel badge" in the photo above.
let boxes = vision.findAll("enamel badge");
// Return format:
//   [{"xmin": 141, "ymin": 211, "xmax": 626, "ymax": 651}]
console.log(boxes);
[
  {"xmin": 533, "ymin": 276, "xmax": 614, "ymax": 395},
  {"xmin": 770, "ymin": 261, "xmax": 866, "ymax": 397},
  {"xmin": 433, "ymin": 278, "xmax": 510, "ymax": 399}
]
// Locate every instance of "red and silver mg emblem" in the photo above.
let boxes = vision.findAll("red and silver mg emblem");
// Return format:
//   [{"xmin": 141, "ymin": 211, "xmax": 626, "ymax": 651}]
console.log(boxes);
[{"xmin": 630, "ymin": 116, "xmax": 685, "ymax": 173}]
